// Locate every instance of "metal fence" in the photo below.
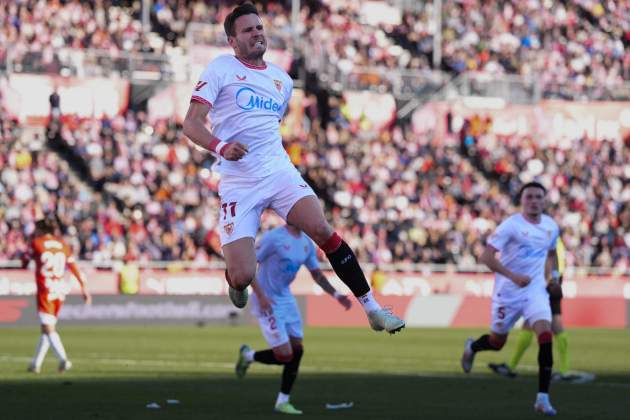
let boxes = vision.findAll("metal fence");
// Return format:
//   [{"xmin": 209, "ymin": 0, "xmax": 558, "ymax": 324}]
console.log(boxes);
[{"xmin": 4, "ymin": 48, "xmax": 176, "ymax": 82}]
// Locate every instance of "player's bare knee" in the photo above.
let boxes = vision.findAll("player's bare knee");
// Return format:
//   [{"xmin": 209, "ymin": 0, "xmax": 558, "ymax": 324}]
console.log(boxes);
[
  {"xmin": 41, "ymin": 324, "xmax": 54, "ymax": 334},
  {"xmin": 311, "ymin": 223, "xmax": 334, "ymax": 246},
  {"xmin": 489, "ymin": 334, "xmax": 506, "ymax": 350},
  {"xmin": 228, "ymin": 268, "xmax": 255, "ymax": 290},
  {"xmin": 291, "ymin": 343, "xmax": 304, "ymax": 359},
  {"xmin": 274, "ymin": 351, "xmax": 294, "ymax": 363},
  {"xmin": 538, "ymin": 331, "xmax": 553, "ymax": 345}
]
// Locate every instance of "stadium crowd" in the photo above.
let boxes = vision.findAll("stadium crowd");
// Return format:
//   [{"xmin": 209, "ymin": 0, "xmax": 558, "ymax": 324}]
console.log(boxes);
[
  {"xmin": 2, "ymin": 0, "xmax": 628, "ymax": 96},
  {"xmin": 0, "ymin": 0, "xmax": 628, "ymax": 269},
  {"xmin": 2, "ymin": 95, "xmax": 628, "ymax": 270}
]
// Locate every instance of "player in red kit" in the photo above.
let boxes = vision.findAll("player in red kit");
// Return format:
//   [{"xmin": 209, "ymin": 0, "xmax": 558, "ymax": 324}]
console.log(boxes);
[{"xmin": 23, "ymin": 218, "xmax": 91, "ymax": 373}]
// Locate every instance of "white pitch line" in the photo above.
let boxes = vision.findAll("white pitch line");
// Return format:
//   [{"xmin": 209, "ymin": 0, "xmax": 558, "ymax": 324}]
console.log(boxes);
[{"xmin": 1, "ymin": 356, "xmax": 628, "ymax": 389}]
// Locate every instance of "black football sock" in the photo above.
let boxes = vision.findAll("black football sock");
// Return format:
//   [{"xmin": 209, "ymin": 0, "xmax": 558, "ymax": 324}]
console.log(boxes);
[
  {"xmin": 280, "ymin": 346, "xmax": 303, "ymax": 395},
  {"xmin": 254, "ymin": 349, "xmax": 284, "ymax": 365},
  {"xmin": 322, "ymin": 233, "xmax": 370, "ymax": 297},
  {"xmin": 471, "ymin": 334, "xmax": 503, "ymax": 353},
  {"xmin": 538, "ymin": 332, "xmax": 553, "ymax": 393}
]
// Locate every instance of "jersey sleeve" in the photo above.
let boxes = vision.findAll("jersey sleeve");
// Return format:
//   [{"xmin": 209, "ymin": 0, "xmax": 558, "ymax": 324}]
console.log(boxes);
[
  {"xmin": 255, "ymin": 231, "xmax": 276, "ymax": 263},
  {"xmin": 279, "ymin": 77, "xmax": 294, "ymax": 117},
  {"xmin": 549, "ymin": 224, "xmax": 560, "ymax": 251},
  {"xmin": 487, "ymin": 218, "xmax": 514, "ymax": 252},
  {"xmin": 304, "ymin": 240, "xmax": 320, "ymax": 271},
  {"xmin": 191, "ymin": 59, "xmax": 224, "ymax": 108}
]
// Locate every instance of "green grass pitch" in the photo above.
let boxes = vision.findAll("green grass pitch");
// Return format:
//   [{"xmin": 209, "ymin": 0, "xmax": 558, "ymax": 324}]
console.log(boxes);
[{"xmin": 1, "ymin": 326, "xmax": 629, "ymax": 419}]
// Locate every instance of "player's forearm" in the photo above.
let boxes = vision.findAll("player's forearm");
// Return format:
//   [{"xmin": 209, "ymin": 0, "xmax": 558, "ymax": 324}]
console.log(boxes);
[
  {"xmin": 480, "ymin": 251, "xmax": 514, "ymax": 280},
  {"xmin": 182, "ymin": 118, "xmax": 227, "ymax": 155},
  {"xmin": 545, "ymin": 251, "xmax": 559, "ymax": 284},
  {"xmin": 312, "ymin": 271, "xmax": 336, "ymax": 296},
  {"xmin": 249, "ymin": 277, "xmax": 266, "ymax": 299},
  {"xmin": 68, "ymin": 262, "xmax": 88, "ymax": 289}
]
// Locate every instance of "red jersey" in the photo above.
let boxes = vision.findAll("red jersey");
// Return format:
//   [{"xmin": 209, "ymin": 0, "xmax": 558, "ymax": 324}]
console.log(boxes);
[{"xmin": 29, "ymin": 234, "xmax": 76, "ymax": 314}]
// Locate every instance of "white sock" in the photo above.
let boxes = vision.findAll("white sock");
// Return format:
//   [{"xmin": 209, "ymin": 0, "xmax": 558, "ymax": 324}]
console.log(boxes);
[
  {"xmin": 357, "ymin": 291, "xmax": 381, "ymax": 313},
  {"xmin": 275, "ymin": 392, "xmax": 290, "ymax": 406},
  {"xmin": 47, "ymin": 332, "xmax": 68, "ymax": 361},
  {"xmin": 244, "ymin": 349, "xmax": 255, "ymax": 362},
  {"xmin": 32, "ymin": 334, "xmax": 50, "ymax": 367},
  {"xmin": 536, "ymin": 392, "xmax": 549, "ymax": 402}
]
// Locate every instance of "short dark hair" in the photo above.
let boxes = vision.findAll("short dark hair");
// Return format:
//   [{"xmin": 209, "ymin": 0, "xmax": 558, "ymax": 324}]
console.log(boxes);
[
  {"xmin": 35, "ymin": 217, "xmax": 56, "ymax": 234},
  {"xmin": 224, "ymin": 3, "xmax": 259, "ymax": 37},
  {"xmin": 518, "ymin": 181, "xmax": 546, "ymax": 201}
]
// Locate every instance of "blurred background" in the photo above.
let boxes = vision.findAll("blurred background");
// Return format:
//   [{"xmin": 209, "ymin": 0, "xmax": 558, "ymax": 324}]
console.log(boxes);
[
  {"xmin": 0, "ymin": 0, "xmax": 628, "ymax": 329},
  {"xmin": 1, "ymin": 2, "xmax": 629, "ymax": 419}
]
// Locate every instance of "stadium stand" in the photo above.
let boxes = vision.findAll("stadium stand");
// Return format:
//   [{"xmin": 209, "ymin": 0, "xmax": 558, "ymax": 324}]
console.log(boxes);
[{"xmin": 0, "ymin": 0, "xmax": 628, "ymax": 271}]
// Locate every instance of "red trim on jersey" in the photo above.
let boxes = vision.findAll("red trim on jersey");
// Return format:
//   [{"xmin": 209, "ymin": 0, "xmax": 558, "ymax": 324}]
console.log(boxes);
[
  {"xmin": 235, "ymin": 56, "xmax": 267, "ymax": 70},
  {"xmin": 191, "ymin": 96, "xmax": 213, "ymax": 108},
  {"xmin": 321, "ymin": 232, "xmax": 343, "ymax": 254},
  {"xmin": 538, "ymin": 331, "xmax": 553, "ymax": 344}
]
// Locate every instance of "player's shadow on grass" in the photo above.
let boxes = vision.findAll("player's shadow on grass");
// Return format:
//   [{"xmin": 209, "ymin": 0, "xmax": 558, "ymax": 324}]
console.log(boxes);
[{"xmin": 1, "ymin": 372, "xmax": 629, "ymax": 420}]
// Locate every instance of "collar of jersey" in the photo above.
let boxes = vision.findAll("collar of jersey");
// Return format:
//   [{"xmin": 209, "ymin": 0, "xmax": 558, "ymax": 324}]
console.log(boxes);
[{"xmin": 234, "ymin": 56, "xmax": 267, "ymax": 70}]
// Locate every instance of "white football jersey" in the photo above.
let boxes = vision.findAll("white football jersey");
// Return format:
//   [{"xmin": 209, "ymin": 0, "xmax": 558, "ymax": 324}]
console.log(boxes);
[
  {"xmin": 487, "ymin": 213, "xmax": 560, "ymax": 302},
  {"xmin": 191, "ymin": 54, "xmax": 294, "ymax": 178}
]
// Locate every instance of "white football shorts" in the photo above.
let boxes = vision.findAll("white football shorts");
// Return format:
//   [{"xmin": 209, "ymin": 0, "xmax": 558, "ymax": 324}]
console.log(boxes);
[
  {"xmin": 251, "ymin": 294, "xmax": 304, "ymax": 348},
  {"xmin": 490, "ymin": 288, "xmax": 552, "ymax": 335},
  {"xmin": 217, "ymin": 166, "xmax": 315, "ymax": 246},
  {"xmin": 38, "ymin": 312, "xmax": 58, "ymax": 326}
]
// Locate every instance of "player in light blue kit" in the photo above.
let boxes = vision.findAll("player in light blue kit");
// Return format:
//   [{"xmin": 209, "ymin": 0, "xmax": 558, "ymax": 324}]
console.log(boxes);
[{"xmin": 235, "ymin": 224, "xmax": 352, "ymax": 415}]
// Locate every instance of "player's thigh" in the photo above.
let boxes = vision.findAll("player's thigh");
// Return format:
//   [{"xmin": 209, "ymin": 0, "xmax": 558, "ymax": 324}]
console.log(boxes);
[
  {"xmin": 257, "ymin": 310, "xmax": 289, "ymax": 349},
  {"xmin": 268, "ymin": 169, "xmax": 331, "ymax": 244},
  {"xmin": 523, "ymin": 291, "xmax": 552, "ymax": 332},
  {"xmin": 289, "ymin": 336, "xmax": 303, "ymax": 350},
  {"xmin": 490, "ymin": 299, "xmax": 523, "ymax": 335},
  {"xmin": 285, "ymin": 195, "xmax": 333, "ymax": 246},
  {"xmin": 551, "ymin": 314, "xmax": 564, "ymax": 334},
  {"xmin": 283, "ymin": 300, "xmax": 304, "ymax": 341},
  {"xmin": 38, "ymin": 312, "xmax": 58, "ymax": 328},
  {"xmin": 38, "ymin": 299, "xmax": 60, "ymax": 329}
]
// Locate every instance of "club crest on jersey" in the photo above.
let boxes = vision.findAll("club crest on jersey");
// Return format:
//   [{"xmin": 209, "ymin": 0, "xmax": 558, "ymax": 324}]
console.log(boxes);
[
  {"xmin": 274, "ymin": 80, "xmax": 282, "ymax": 92},
  {"xmin": 236, "ymin": 74, "xmax": 247, "ymax": 81},
  {"xmin": 195, "ymin": 81, "xmax": 207, "ymax": 91},
  {"xmin": 224, "ymin": 223, "xmax": 234, "ymax": 236}
]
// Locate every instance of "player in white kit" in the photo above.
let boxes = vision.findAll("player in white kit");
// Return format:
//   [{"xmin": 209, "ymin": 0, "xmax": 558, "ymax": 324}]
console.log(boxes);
[
  {"xmin": 234, "ymin": 224, "xmax": 352, "ymax": 414},
  {"xmin": 460, "ymin": 182, "xmax": 560, "ymax": 416},
  {"xmin": 182, "ymin": 3, "xmax": 403, "ymax": 333}
]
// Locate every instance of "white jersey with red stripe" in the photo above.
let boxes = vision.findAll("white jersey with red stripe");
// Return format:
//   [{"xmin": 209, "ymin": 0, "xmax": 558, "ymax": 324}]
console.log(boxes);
[{"xmin": 191, "ymin": 54, "xmax": 294, "ymax": 178}]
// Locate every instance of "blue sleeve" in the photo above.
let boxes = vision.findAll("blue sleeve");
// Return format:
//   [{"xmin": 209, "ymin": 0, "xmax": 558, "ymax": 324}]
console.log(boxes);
[
  {"xmin": 304, "ymin": 240, "xmax": 320, "ymax": 271},
  {"xmin": 255, "ymin": 232, "xmax": 275, "ymax": 263}
]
